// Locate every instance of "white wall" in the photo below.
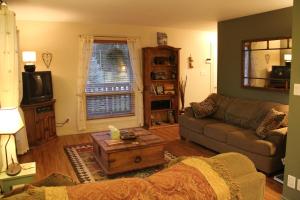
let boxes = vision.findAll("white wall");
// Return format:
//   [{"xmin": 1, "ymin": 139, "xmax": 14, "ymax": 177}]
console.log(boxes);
[{"xmin": 16, "ymin": 21, "xmax": 217, "ymax": 136}]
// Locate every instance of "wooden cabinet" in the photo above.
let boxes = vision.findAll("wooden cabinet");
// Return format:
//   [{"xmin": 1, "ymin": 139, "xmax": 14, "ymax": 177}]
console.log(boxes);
[
  {"xmin": 142, "ymin": 46, "xmax": 180, "ymax": 129},
  {"xmin": 21, "ymin": 100, "xmax": 57, "ymax": 147}
]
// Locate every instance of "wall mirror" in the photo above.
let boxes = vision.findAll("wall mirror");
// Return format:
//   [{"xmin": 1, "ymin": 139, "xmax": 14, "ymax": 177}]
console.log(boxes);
[{"xmin": 242, "ymin": 37, "xmax": 292, "ymax": 92}]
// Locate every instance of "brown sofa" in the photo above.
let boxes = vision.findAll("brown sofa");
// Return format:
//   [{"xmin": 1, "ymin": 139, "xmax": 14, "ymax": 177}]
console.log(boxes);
[{"xmin": 179, "ymin": 93, "xmax": 288, "ymax": 174}]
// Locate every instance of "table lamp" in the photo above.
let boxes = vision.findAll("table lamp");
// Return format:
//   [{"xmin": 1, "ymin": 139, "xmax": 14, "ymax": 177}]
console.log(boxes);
[
  {"xmin": 284, "ymin": 54, "xmax": 292, "ymax": 66},
  {"xmin": 0, "ymin": 107, "xmax": 24, "ymax": 176},
  {"xmin": 22, "ymin": 51, "xmax": 36, "ymax": 72}
]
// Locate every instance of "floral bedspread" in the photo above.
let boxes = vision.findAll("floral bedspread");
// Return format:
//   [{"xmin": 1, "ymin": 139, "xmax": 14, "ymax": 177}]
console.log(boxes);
[{"xmin": 3, "ymin": 157, "xmax": 241, "ymax": 200}]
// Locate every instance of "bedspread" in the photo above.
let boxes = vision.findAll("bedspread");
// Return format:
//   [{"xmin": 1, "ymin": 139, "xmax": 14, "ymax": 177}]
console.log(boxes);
[{"xmin": 3, "ymin": 157, "xmax": 242, "ymax": 200}]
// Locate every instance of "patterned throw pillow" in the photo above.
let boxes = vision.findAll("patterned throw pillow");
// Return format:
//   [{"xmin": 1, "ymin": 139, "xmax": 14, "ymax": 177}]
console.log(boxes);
[
  {"xmin": 256, "ymin": 109, "xmax": 286, "ymax": 139},
  {"xmin": 190, "ymin": 97, "xmax": 218, "ymax": 119}
]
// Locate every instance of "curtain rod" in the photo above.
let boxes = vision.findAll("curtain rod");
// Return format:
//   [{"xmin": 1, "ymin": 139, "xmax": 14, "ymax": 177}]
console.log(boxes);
[{"xmin": 79, "ymin": 34, "xmax": 140, "ymax": 39}]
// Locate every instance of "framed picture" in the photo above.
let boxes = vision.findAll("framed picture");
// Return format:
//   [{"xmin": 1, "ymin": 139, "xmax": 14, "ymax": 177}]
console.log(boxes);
[
  {"xmin": 157, "ymin": 32, "xmax": 168, "ymax": 46},
  {"xmin": 156, "ymin": 85, "xmax": 164, "ymax": 95}
]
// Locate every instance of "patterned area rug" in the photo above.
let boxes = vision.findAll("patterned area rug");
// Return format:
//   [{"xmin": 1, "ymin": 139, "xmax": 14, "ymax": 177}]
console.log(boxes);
[{"xmin": 64, "ymin": 143, "xmax": 177, "ymax": 183}]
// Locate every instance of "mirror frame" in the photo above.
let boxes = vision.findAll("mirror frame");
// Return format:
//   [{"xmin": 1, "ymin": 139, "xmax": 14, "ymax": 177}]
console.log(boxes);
[{"xmin": 241, "ymin": 36, "xmax": 292, "ymax": 93}]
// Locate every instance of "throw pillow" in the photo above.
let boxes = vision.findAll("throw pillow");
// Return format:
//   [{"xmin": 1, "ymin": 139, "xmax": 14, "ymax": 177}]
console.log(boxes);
[
  {"xmin": 256, "ymin": 109, "xmax": 286, "ymax": 139},
  {"xmin": 190, "ymin": 97, "xmax": 218, "ymax": 119}
]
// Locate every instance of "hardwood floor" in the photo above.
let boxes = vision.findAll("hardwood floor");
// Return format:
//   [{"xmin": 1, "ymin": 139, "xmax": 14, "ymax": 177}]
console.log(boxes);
[{"xmin": 19, "ymin": 126, "xmax": 282, "ymax": 200}]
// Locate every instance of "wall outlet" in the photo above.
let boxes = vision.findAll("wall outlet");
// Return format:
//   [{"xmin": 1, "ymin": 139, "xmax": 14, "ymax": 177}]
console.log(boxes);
[
  {"xmin": 294, "ymin": 84, "xmax": 300, "ymax": 96},
  {"xmin": 287, "ymin": 175, "xmax": 296, "ymax": 189},
  {"xmin": 297, "ymin": 179, "xmax": 300, "ymax": 191}
]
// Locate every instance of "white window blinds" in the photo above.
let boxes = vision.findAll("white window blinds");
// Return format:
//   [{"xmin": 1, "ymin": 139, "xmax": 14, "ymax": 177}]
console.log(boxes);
[{"xmin": 85, "ymin": 41, "xmax": 135, "ymax": 119}]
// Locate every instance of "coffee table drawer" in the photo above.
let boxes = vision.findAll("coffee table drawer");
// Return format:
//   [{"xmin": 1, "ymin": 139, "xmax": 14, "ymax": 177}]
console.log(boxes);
[{"xmin": 106, "ymin": 145, "xmax": 165, "ymax": 174}]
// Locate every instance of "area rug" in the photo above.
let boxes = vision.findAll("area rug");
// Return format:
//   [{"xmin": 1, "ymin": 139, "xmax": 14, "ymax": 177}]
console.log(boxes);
[{"xmin": 64, "ymin": 143, "xmax": 177, "ymax": 183}]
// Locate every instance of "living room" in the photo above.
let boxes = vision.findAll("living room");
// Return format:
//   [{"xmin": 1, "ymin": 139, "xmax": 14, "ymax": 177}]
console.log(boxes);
[{"xmin": 0, "ymin": 0, "xmax": 299, "ymax": 199}]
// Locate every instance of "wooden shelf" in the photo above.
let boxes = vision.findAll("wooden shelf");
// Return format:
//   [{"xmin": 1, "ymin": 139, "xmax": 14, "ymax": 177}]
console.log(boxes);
[
  {"xmin": 152, "ymin": 64, "xmax": 176, "ymax": 68},
  {"xmin": 151, "ymin": 108, "xmax": 176, "ymax": 113},
  {"xmin": 143, "ymin": 46, "xmax": 180, "ymax": 129},
  {"xmin": 151, "ymin": 94, "xmax": 176, "ymax": 98},
  {"xmin": 151, "ymin": 79, "xmax": 177, "ymax": 82}
]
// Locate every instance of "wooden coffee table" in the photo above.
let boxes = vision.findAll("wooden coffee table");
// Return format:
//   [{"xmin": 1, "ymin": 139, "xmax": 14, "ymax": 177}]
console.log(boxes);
[{"xmin": 91, "ymin": 128, "xmax": 166, "ymax": 175}]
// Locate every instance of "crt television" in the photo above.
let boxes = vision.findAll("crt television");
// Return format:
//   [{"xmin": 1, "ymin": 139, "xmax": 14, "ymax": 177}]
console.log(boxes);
[
  {"xmin": 269, "ymin": 65, "xmax": 291, "ymax": 89},
  {"xmin": 22, "ymin": 71, "xmax": 53, "ymax": 105}
]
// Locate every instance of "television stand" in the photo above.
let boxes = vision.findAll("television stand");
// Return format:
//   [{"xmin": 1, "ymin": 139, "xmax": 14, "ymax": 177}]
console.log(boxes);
[{"xmin": 21, "ymin": 99, "xmax": 57, "ymax": 148}]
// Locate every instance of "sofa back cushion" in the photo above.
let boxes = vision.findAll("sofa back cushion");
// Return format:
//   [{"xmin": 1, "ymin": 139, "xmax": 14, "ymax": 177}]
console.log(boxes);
[
  {"xmin": 207, "ymin": 93, "xmax": 289, "ymax": 129},
  {"xmin": 224, "ymin": 98, "xmax": 262, "ymax": 129},
  {"xmin": 209, "ymin": 93, "xmax": 232, "ymax": 121}
]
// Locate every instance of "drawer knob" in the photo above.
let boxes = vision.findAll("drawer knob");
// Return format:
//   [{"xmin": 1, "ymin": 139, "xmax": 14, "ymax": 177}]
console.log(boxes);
[{"xmin": 134, "ymin": 156, "xmax": 142, "ymax": 163}]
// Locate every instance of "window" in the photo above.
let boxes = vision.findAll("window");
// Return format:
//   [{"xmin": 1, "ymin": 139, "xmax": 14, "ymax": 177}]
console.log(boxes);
[
  {"xmin": 241, "ymin": 37, "xmax": 292, "ymax": 91},
  {"xmin": 85, "ymin": 40, "xmax": 134, "ymax": 119}
]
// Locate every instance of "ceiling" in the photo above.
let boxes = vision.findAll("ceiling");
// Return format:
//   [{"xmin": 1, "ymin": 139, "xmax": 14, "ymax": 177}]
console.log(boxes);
[{"xmin": 8, "ymin": 0, "xmax": 293, "ymax": 29}]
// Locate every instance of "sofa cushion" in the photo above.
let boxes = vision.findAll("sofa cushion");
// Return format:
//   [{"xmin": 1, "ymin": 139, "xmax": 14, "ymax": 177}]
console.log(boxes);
[
  {"xmin": 178, "ymin": 115, "xmax": 219, "ymax": 134},
  {"xmin": 190, "ymin": 96, "xmax": 218, "ymax": 119},
  {"xmin": 209, "ymin": 93, "xmax": 232, "ymax": 121},
  {"xmin": 256, "ymin": 109, "xmax": 286, "ymax": 139},
  {"xmin": 224, "ymin": 98, "xmax": 262, "ymax": 129},
  {"xmin": 228, "ymin": 129, "xmax": 277, "ymax": 156},
  {"xmin": 204, "ymin": 123, "xmax": 241, "ymax": 143}
]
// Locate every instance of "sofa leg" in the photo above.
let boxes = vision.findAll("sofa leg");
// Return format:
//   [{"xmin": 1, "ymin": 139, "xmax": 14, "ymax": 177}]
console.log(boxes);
[{"xmin": 180, "ymin": 135, "xmax": 186, "ymax": 141}]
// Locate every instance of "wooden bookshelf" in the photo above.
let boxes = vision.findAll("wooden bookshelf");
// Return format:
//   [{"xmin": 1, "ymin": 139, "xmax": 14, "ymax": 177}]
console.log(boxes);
[{"xmin": 142, "ymin": 46, "xmax": 180, "ymax": 129}]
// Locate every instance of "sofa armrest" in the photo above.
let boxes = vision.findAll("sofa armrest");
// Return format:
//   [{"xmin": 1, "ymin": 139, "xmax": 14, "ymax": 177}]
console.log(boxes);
[
  {"xmin": 184, "ymin": 107, "xmax": 194, "ymax": 117},
  {"xmin": 265, "ymin": 127, "xmax": 288, "ymax": 154},
  {"xmin": 212, "ymin": 152, "xmax": 260, "ymax": 179}
]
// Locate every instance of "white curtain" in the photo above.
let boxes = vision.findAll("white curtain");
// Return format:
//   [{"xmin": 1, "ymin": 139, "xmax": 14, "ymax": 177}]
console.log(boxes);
[
  {"xmin": 0, "ymin": 4, "xmax": 29, "ymax": 172},
  {"xmin": 127, "ymin": 38, "xmax": 144, "ymax": 126},
  {"xmin": 16, "ymin": 30, "xmax": 29, "ymax": 155},
  {"xmin": 76, "ymin": 35, "xmax": 94, "ymax": 131}
]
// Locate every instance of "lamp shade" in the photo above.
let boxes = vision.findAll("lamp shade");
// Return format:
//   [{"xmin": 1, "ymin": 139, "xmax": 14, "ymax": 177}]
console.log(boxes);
[
  {"xmin": 22, "ymin": 51, "xmax": 36, "ymax": 63},
  {"xmin": 284, "ymin": 54, "xmax": 292, "ymax": 62},
  {"xmin": 0, "ymin": 108, "xmax": 24, "ymax": 135}
]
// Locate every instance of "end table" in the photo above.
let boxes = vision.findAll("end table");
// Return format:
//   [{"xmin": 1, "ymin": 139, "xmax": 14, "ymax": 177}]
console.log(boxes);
[{"xmin": 0, "ymin": 162, "xmax": 36, "ymax": 194}]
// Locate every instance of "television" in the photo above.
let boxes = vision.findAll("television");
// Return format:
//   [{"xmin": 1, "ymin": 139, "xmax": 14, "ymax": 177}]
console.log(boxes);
[
  {"xmin": 269, "ymin": 65, "xmax": 291, "ymax": 89},
  {"xmin": 22, "ymin": 71, "xmax": 53, "ymax": 105}
]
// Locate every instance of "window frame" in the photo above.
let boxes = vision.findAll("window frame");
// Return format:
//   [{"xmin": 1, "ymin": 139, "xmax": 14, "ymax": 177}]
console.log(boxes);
[{"xmin": 85, "ymin": 39, "xmax": 135, "ymax": 120}]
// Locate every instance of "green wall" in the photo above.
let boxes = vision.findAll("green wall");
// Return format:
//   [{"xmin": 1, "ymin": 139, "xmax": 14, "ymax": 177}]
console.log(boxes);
[
  {"xmin": 283, "ymin": 2, "xmax": 300, "ymax": 199},
  {"xmin": 218, "ymin": 8, "xmax": 292, "ymax": 104}
]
